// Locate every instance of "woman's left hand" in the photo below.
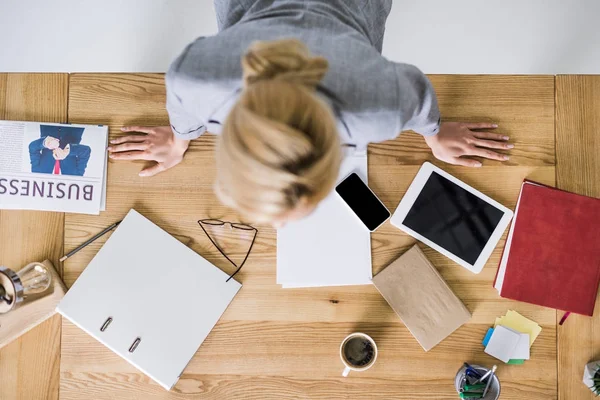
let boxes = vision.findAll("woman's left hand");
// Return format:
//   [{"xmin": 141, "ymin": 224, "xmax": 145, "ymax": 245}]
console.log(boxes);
[{"xmin": 424, "ymin": 122, "xmax": 514, "ymax": 167}]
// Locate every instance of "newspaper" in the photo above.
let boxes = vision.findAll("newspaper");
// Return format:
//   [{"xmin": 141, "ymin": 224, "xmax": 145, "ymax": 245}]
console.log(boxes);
[{"xmin": 0, "ymin": 120, "xmax": 108, "ymax": 215}]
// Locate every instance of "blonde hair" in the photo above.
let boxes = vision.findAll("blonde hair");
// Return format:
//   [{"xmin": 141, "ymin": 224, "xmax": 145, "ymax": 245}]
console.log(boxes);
[{"xmin": 216, "ymin": 39, "xmax": 342, "ymax": 223}]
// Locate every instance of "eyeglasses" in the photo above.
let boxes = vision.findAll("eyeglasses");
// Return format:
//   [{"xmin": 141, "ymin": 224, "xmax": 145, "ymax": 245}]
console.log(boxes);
[{"xmin": 198, "ymin": 219, "xmax": 258, "ymax": 282}]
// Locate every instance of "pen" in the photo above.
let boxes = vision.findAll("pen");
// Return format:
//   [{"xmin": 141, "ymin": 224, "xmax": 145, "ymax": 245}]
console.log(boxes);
[
  {"xmin": 460, "ymin": 392, "xmax": 484, "ymax": 399},
  {"xmin": 482, "ymin": 365, "xmax": 497, "ymax": 397},
  {"xmin": 464, "ymin": 363, "xmax": 482, "ymax": 377},
  {"xmin": 463, "ymin": 384, "xmax": 487, "ymax": 391},
  {"xmin": 473, "ymin": 365, "xmax": 496, "ymax": 385},
  {"xmin": 60, "ymin": 221, "xmax": 121, "ymax": 262}
]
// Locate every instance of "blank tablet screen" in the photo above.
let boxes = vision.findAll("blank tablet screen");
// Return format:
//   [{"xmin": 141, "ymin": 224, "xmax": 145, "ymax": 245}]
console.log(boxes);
[{"xmin": 402, "ymin": 172, "xmax": 504, "ymax": 265}]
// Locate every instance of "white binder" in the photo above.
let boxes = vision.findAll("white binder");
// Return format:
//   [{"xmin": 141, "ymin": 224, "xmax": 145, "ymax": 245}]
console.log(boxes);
[{"xmin": 57, "ymin": 209, "xmax": 241, "ymax": 390}]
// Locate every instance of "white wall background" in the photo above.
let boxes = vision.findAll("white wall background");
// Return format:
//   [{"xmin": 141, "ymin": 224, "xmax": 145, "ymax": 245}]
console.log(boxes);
[
  {"xmin": 383, "ymin": 0, "xmax": 600, "ymax": 74},
  {"xmin": 0, "ymin": 0, "xmax": 218, "ymax": 73},
  {"xmin": 1, "ymin": 0, "xmax": 599, "ymax": 74}
]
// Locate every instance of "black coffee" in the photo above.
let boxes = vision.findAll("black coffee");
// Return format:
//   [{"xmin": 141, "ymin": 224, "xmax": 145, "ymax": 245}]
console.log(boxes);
[{"xmin": 343, "ymin": 337, "xmax": 375, "ymax": 367}]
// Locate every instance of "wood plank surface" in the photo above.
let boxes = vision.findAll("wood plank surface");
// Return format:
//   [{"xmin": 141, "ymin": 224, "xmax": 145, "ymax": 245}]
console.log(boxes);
[
  {"xmin": 60, "ymin": 74, "xmax": 556, "ymax": 399},
  {"xmin": 556, "ymin": 75, "xmax": 600, "ymax": 400},
  {"xmin": 0, "ymin": 74, "xmax": 68, "ymax": 400}
]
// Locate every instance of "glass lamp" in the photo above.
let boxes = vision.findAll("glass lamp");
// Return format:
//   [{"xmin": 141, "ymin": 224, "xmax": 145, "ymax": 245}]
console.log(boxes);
[{"xmin": 0, "ymin": 262, "xmax": 52, "ymax": 314}]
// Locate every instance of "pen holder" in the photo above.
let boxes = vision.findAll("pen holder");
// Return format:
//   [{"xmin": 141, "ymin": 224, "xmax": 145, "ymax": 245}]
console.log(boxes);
[{"xmin": 455, "ymin": 364, "xmax": 500, "ymax": 400}]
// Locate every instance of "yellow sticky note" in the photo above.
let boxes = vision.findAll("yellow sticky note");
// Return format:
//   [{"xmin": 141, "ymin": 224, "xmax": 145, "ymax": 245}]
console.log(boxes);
[{"xmin": 494, "ymin": 310, "xmax": 542, "ymax": 347}]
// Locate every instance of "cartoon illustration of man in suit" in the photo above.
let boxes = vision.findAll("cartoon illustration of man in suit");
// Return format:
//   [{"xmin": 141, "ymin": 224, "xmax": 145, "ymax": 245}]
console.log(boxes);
[{"xmin": 29, "ymin": 125, "xmax": 91, "ymax": 176}]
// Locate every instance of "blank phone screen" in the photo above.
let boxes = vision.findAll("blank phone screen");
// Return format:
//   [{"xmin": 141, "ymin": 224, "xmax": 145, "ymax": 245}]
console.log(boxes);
[
  {"xmin": 335, "ymin": 173, "xmax": 390, "ymax": 231},
  {"xmin": 402, "ymin": 171, "xmax": 504, "ymax": 265}
]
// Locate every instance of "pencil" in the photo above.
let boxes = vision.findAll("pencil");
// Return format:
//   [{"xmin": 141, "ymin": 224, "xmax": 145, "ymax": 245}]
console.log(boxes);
[
  {"xmin": 60, "ymin": 221, "xmax": 121, "ymax": 262},
  {"xmin": 482, "ymin": 365, "xmax": 497, "ymax": 397},
  {"xmin": 473, "ymin": 364, "xmax": 496, "ymax": 385}
]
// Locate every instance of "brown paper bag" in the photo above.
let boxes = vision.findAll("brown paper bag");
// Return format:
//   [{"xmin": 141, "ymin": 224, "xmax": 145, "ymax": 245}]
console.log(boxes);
[{"xmin": 372, "ymin": 245, "xmax": 471, "ymax": 351}]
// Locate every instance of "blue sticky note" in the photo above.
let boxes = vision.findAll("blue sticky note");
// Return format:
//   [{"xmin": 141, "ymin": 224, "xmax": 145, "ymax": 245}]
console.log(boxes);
[{"xmin": 483, "ymin": 328, "xmax": 494, "ymax": 346}]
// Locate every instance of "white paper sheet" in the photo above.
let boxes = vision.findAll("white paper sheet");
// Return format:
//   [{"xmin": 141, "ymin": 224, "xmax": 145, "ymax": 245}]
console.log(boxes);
[
  {"xmin": 484, "ymin": 325, "xmax": 521, "ymax": 363},
  {"xmin": 491, "ymin": 325, "xmax": 530, "ymax": 360},
  {"xmin": 510, "ymin": 331, "xmax": 531, "ymax": 360},
  {"xmin": 276, "ymin": 150, "xmax": 372, "ymax": 288},
  {"xmin": 100, "ymin": 130, "xmax": 108, "ymax": 211}
]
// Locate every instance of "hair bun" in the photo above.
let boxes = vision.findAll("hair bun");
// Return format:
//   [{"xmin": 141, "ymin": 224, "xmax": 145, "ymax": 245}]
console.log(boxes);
[{"xmin": 242, "ymin": 39, "xmax": 328, "ymax": 89}]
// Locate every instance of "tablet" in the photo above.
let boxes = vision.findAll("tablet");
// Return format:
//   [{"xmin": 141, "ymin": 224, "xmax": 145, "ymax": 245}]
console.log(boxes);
[{"xmin": 390, "ymin": 162, "xmax": 513, "ymax": 273}]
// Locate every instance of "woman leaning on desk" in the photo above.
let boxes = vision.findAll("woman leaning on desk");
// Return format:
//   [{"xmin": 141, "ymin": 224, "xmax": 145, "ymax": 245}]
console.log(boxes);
[{"xmin": 108, "ymin": 0, "xmax": 513, "ymax": 228}]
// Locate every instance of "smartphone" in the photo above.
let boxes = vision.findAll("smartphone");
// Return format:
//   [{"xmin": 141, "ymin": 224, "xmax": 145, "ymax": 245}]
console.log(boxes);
[{"xmin": 335, "ymin": 173, "xmax": 391, "ymax": 232}]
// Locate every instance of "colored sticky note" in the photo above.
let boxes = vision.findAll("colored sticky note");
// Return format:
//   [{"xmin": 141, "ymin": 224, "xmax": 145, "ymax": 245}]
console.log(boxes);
[
  {"xmin": 483, "ymin": 328, "xmax": 494, "ymax": 346},
  {"xmin": 485, "ymin": 325, "xmax": 521, "ymax": 363},
  {"xmin": 484, "ymin": 326, "xmax": 529, "ymax": 363},
  {"xmin": 509, "ymin": 330, "xmax": 530, "ymax": 360},
  {"xmin": 494, "ymin": 310, "xmax": 541, "ymax": 346}
]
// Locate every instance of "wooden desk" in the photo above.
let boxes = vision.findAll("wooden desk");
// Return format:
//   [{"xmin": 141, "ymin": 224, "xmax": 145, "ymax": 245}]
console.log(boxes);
[
  {"xmin": 556, "ymin": 76, "xmax": 600, "ymax": 400},
  {"xmin": 0, "ymin": 73, "xmax": 598, "ymax": 399},
  {"xmin": 0, "ymin": 74, "xmax": 66, "ymax": 400}
]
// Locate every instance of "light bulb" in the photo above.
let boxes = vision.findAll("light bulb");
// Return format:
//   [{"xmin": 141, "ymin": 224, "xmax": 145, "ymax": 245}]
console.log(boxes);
[
  {"xmin": 0, "ymin": 262, "xmax": 52, "ymax": 314},
  {"xmin": 16, "ymin": 262, "xmax": 52, "ymax": 295}
]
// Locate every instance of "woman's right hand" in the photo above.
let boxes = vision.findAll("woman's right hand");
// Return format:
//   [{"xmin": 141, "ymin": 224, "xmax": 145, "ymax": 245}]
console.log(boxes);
[{"xmin": 108, "ymin": 126, "xmax": 190, "ymax": 177}]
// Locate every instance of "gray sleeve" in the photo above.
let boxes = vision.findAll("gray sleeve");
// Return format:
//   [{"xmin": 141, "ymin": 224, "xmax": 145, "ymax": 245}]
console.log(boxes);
[
  {"xmin": 165, "ymin": 54, "xmax": 207, "ymax": 140},
  {"xmin": 393, "ymin": 63, "xmax": 441, "ymax": 137}
]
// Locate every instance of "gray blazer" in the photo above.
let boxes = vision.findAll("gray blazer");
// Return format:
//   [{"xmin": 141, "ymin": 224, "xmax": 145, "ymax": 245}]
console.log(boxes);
[{"xmin": 165, "ymin": 0, "xmax": 440, "ymax": 149}]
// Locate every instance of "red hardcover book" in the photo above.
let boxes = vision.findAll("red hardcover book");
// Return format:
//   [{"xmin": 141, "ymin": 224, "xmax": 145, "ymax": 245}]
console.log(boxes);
[{"xmin": 494, "ymin": 181, "xmax": 600, "ymax": 316}]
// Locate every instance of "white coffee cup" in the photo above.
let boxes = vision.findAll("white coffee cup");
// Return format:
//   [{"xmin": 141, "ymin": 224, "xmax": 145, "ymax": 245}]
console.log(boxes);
[{"xmin": 340, "ymin": 332, "xmax": 378, "ymax": 377}]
